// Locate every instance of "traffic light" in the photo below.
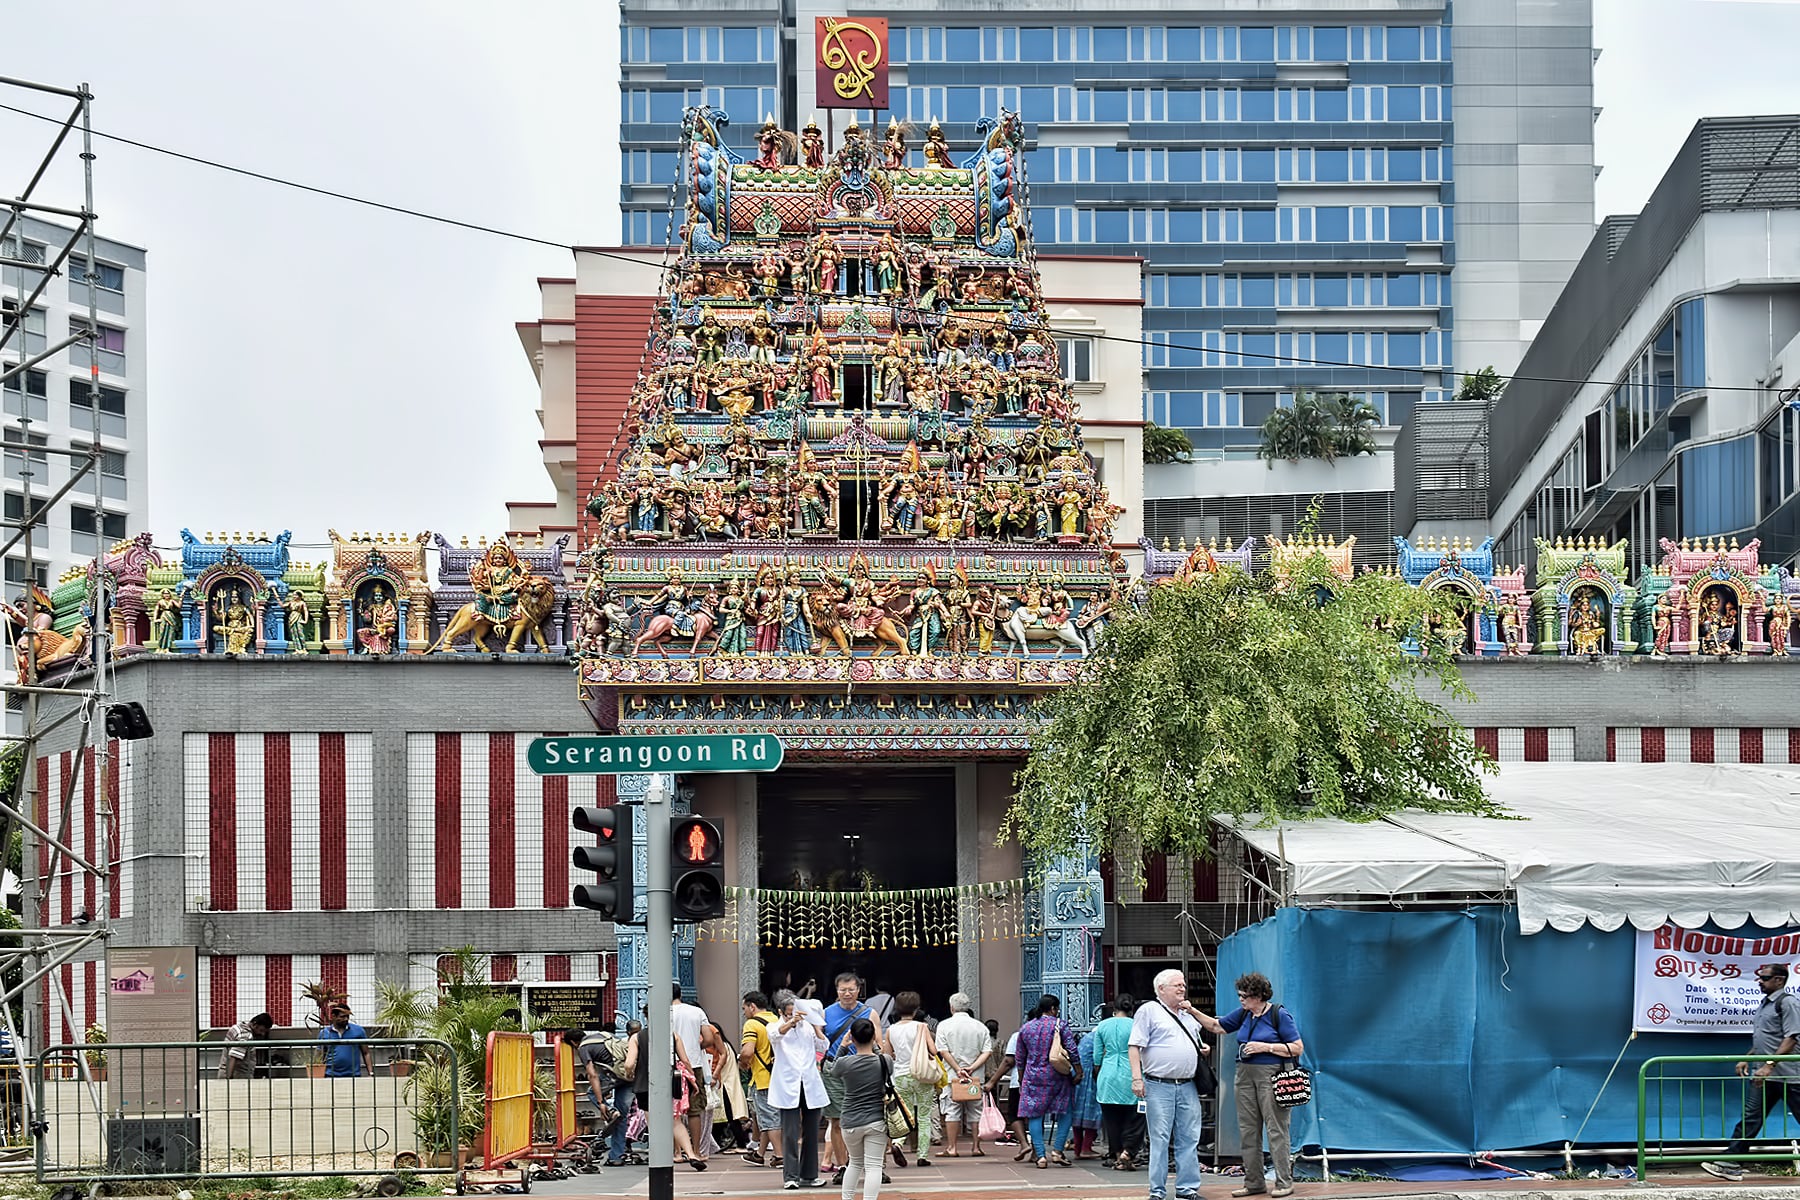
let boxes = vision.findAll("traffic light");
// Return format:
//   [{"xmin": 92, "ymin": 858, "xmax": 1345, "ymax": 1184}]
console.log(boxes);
[
  {"xmin": 572, "ymin": 806, "xmax": 637, "ymax": 923},
  {"xmin": 669, "ymin": 816, "xmax": 726, "ymax": 922}
]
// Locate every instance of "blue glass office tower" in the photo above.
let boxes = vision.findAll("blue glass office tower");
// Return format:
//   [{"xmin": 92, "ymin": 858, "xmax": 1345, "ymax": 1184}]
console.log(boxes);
[{"xmin": 620, "ymin": 1, "xmax": 1594, "ymax": 548}]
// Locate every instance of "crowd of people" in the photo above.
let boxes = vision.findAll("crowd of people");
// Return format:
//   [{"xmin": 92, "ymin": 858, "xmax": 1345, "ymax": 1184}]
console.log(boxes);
[{"xmin": 571, "ymin": 967, "xmax": 1307, "ymax": 1200}]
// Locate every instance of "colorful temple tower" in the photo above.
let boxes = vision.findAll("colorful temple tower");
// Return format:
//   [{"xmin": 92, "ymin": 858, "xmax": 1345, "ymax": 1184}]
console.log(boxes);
[
  {"xmin": 1393, "ymin": 536, "xmax": 1531, "ymax": 656},
  {"xmin": 574, "ymin": 107, "xmax": 1110, "ymax": 1024}
]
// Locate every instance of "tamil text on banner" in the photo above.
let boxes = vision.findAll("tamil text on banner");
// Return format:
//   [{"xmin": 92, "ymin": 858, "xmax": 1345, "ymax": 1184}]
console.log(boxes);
[
  {"xmin": 1633, "ymin": 923, "xmax": 1800, "ymax": 1032},
  {"xmin": 815, "ymin": 17, "xmax": 888, "ymax": 110}
]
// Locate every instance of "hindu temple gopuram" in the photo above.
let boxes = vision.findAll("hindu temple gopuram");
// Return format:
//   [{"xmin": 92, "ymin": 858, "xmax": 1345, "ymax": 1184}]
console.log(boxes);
[{"xmin": 15, "ymin": 106, "xmax": 1800, "ymax": 1056}]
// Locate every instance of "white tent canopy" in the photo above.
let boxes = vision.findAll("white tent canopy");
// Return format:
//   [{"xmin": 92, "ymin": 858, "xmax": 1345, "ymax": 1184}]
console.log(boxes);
[{"xmin": 1216, "ymin": 763, "xmax": 1800, "ymax": 934}]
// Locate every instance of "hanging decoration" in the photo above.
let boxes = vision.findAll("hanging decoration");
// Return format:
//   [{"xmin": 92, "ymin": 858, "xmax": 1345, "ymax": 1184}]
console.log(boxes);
[{"xmin": 694, "ymin": 878, "xmax": 1041, "ymax": 947}]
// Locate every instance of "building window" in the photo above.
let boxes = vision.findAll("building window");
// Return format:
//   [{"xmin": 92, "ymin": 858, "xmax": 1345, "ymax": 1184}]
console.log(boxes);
[
  {"xmin": 980, "ymin": 26, "xmax": 1018, "ymax": 61},
  {"xmin": 4, "ymin": 557, "xmax": 47, "ymax": 590},
  {"xmin": 3, "ymin": 367, "xmax": 46, "ymax": 396},
  {"xmin": 69, "ymin": 257, "xmax": 125, "ymax": 292},
  {"xmin": 0, "ymin": 237, "xmax": 46, "ymax": 264},
  {"xmin": 3, "ymin": 492, "xmax": 48, "ymax": 524},
  {"xmin": 70, "ymin": 504, "xmax": 125, "ymax": 540},
  {"xmin": 1056, "ymin": 338, "xmax": 1095, "ymax": 383},
  {"xmin": 71, "ymin": 442, "xmax": 127, "ymax": 480},
  {"xmin": 69, "ymin": 379, "xmax": 127, "ymax": 415},
  {"xmin": 4, "ymin": 432, "xmax": 47, "ymax": 469},
  {"xmin": 2, "ymin": 300, "xmax": 45, "ymax": 335},
  {"xmin": 69, "ymin": 317, "xmax": 126, "ymax": 354}
]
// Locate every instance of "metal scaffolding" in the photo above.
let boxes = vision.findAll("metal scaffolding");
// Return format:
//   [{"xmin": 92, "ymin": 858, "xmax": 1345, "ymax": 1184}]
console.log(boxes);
[{"xmin": 0, "ymin": 73, "xmax": 116, "ymax": 1166}]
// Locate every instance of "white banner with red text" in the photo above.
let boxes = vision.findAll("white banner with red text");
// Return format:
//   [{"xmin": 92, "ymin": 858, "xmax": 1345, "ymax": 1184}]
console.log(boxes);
[{"xmin": 1634, "ymin": 923, "xmax": 1800, "ymax": 1032}]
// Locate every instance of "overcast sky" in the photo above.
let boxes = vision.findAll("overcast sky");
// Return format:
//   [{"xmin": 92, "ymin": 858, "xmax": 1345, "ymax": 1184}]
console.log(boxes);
[{"xmin": 1, "ymin": 0, "xmax": 1796, "ymax": 550}]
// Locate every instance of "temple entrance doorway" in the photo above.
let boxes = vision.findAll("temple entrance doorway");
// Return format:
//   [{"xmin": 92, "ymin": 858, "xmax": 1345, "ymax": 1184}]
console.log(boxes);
[{"xmin": 757, "ymin": 766, "xmax": 960, "ymax": 1018}]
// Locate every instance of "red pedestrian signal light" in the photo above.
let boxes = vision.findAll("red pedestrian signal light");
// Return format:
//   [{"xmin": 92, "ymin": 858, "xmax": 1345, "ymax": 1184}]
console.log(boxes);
[{"xmin": 669, "ymin": 816, "xmax": 726, "ymax": 922}]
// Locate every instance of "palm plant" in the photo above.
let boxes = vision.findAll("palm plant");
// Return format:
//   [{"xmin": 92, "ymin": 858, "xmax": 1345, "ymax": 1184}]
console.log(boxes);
[
  {"xmin": 406, "ymin": 946, "xmax": 535, "ymax": 1157},
  {"xmin": 1327, "ymin": 395, "xmax": 1381, "ymax": 459}
]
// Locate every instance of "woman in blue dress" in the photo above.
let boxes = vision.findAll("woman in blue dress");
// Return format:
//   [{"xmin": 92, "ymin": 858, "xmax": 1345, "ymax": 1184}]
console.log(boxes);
[{"xmin": 1013, "ymin": 994, "xmax": 1077, "ymax": 1168}]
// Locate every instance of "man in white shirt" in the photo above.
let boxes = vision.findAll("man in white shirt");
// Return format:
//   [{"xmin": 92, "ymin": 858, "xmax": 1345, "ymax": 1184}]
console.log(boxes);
[
  {"xmin": 671, "ymin": 982, "xmax": 712, "ymax": 1160},
  {"xmin": 770, "ymin": 991, "xmax": 830, "ymax": 1188},
  {"xmin": 1129, "ymin": 969, "xmax": 1207, "ymax": 1200},
  {"xmin": 936, "ymin": 993, "xmax": 993, "ymax": 1156}
]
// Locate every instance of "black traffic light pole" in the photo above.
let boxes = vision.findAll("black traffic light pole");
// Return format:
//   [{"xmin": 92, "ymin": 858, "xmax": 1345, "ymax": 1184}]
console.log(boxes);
[{"xmin": 644, "ymin": 773, "xmax": 675, "ymax": 1200}]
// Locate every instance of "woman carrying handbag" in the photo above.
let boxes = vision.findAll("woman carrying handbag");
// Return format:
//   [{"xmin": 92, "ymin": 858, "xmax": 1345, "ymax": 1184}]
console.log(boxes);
[
  {"xmin": 1014, "ymin": 993, "xmax": 1079, "ymax": 1168},
  {"xmin": 885, "ymin": 992, "xmax": 943, "ymax": 1166}
]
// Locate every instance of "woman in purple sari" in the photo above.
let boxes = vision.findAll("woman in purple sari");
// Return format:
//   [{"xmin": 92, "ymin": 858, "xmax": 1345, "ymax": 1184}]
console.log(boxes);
[{"xmin": 1014, "ymin": 993, "xmax": 1078, "ymax": 1168}]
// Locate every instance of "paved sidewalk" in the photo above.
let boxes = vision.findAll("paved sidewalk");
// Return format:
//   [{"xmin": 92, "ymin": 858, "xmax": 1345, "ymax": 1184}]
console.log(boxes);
[{"xmin": 519, "ymin": 1146, "xmax": 1800, "ymax": 1199}]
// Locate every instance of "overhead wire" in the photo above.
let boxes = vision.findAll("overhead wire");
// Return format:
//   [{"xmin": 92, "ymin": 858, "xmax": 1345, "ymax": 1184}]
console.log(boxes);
[{"xmin": 0, "ymin": 98, "xmax": 1778, "ymax": 397}]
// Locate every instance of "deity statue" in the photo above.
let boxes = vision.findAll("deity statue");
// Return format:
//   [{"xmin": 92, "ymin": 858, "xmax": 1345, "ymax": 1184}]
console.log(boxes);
[
  {"xmin": 881, "ymin": 444, "xmax": 925, "ymax": 535},
  {"xmin": 285, "ymin": 590, "xmax": 311, "ymax": 654},
  {"xmin": 1650, "ymin": 589, "xmax": 1675, "ymax": 657},
  {"xmin": 796, "ymin": 469, "xmax": 837, "ymax": 533},
  {"xmin": 754, "ymin": 116, "xmax": 784, "ymax": 169},
  {"xmin": 1031, "ymin": 488, "xmax": 1054, "ymax": 541},
  {"xmin": 1499, "ymin": 605, "xmax": 1526, "ymax": 656},
  {"xmin": 1057, "ymin": 481, "xmax": 1085, "ymax": 537},
  {"xmin": 1771, "ymin": 592, "xmax": 1794, "ymax": 657},
  {"xmin": 923, "ymin": 120, "xmax": 952, "ymax": 169},
  {"xmin": 882, "ymin": 118, "xmax": 908, "ymax": 170},
  {"xmin": 968, "ymin": 583, "xmax": 999, "ymax": 654},
  {"xmin": 879, "ymin": 354, "xmax": 907, "ymax": 407},
  {"xmin": 813, "ymin": 235, "xmax": 841, "ymax": 295},
  {"xmin": 921, "ymin": 494, "xmax": 964, "ymax": 541},
  {"xmin": 214, "ymin": 588, "xmax": 256, "ymax": 655},
  {"xmin": 800, "ymin": 117, "xmax": 825, "ymax": 170},
  {"xmin": 874, "ymin": 238, "xmax": 902, "ymax": 297},
  {"xmin": 646, "ymin": 568, "xmax": 697, "ymax": 638},
  {"xmin": 357, "ymin": 584, "xmax": 398, "ymax": 655},
  {"xmin": 149, "ymin": 587, "xmax": 181, "ymax": 653},
  {"xmin": 631, "ymin": 469, "xmax": 662, "ymax": 534},
  {"xmin": 1569, "ymin": 593, "xmax": 1606, "ymax": 656},
  {"xmin": 751, "ymin": 565, "xmax": 783, "ymax": 655},
  {"xmin": 473, "ymin": 541, "xmax": 524, "ymax": 630},
  {"xmin": 904, "ymin": 566, "xmax": 951, "ymax": 656},
  {"xmin": 748, "ymin": 310, "xmax": 779, "ymax": 367},
  {"xmin": 809, "ymin": 351, "xmax": 835, "ymax": 407},
  {"xmin": 780, "ymin": 567, "xmax": 814, "ymax": 654},
  {"xmin": 756, "ymin": 252, "xmax": 785, "ymax": 299},
  {"xmin": 596, "ymin": 586, "xmax": 634, "ymax": 656},
  {"xmin": 3, "ymin": 586, "xmax": 89, "ymax": 681},
  {"xmin": 714, "ymin": 578, "xmax": 751, "ymax": 655},
  {"xmin": 1698, "ymin": 591, "xmax": 1740, "ymax": 657},
  {"xmin": 695, "ymin": 312, "xmax": 726, "ymax": 366},
  {"xmin": 943, "ymin": 566, "xmax": 975, "ymax": 654}
]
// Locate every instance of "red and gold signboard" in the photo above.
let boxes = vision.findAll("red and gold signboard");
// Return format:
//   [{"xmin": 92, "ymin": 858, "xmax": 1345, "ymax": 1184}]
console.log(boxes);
[{"xmin": 815, "ymin": 17, "xmax": 888, "ymax": 110}]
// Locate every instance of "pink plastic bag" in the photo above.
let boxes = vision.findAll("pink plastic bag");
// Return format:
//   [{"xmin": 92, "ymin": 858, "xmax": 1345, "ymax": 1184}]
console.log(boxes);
[
  {"xmin": 978, "ymin": 1094, "xmax": 1006, "ymax": 1141},
  {"xmin": 626, "ymin": 1108, "xmax": 648, "ymax": 1143}
]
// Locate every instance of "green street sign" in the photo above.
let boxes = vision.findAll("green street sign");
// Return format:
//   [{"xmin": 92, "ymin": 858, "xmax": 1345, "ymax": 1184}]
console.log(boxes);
[{"xmin": 528, "ymin": 733, "xmax": 784, "ymax": 776}]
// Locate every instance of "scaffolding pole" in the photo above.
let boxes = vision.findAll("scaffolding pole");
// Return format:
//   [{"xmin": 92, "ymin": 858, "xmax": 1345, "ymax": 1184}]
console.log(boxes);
[{"xmin": 0, "ymin": 75, "xmax": 113, "ymax": 1141}]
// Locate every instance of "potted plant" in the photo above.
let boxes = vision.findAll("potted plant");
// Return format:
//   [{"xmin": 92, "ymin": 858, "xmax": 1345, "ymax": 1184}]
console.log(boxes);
[
  {"xmin": 375, "ymin": 980, "xmax": 433, "ymax": 1077},
  {"xmin": 299, "ymin": 978, "xmax": 349, "ymax": 1028},
  {"xmin": 305, "ymin": 1043, "xmax": 327, "ymax": 1079},
  {"xmin": 404, "ymin": 946, "xmax": 533, "ymax": 1163},
  {"xmin": 83, "ymin": 1023, "xmax": 106, "ymax": 1081}
]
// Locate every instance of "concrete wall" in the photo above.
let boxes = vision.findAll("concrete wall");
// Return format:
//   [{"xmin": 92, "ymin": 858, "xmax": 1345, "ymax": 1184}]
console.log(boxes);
[{"xmin": 1448, "ymin": 0, "xmax": 1595, "ymax": 376}]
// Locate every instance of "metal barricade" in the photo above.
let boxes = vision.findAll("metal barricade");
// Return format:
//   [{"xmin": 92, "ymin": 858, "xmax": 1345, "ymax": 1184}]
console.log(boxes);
[
  {"xmin": 0, "ymin": 1062, "xmax": 27, "ymax": 1149},
  {"xmin": 35, "ymin": 1038, "xmax": 462, "ymax": 1189},
  {"xmin": 482, "ymin": 1032, "xmax": 534, "ymax": 1171},
  {"xmin": 1638, "ymin": 1052, "xmax": 1800, "ymax": 1176}
]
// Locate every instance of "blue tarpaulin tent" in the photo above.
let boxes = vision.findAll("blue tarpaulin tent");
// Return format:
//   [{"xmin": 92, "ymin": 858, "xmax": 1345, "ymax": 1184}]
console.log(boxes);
[{"xmin": 1210, "ymin": 764, "xmax": 1800, "ymax": 1154}]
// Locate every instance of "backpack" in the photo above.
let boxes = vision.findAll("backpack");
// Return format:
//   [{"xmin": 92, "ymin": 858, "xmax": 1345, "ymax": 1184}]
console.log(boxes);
[{"xmin": 587, "ymin": 1031, "xmax": 635, "ymax": 1083}]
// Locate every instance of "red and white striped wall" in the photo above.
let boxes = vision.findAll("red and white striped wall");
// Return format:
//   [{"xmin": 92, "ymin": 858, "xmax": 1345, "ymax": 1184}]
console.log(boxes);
[
  {"xmin": 198, "ymin": 953, "xmax": 376, "ymax": 1028},
  {"xmin": 1469, "ymin": 727, "xmax": 1575, "ymax": 762},
  {"xmin": 1609, "ymin": 728, "xmax": 1800, "ymax": 763},
  {"xmin": 404, "ymin": 734, "xmax": 609, "ymax": 911},
  {"xmin": 193, "ymin": 953, "xmax": 614, "ymax": 1029},
  {"xmin": 35, "ymin": 741, "xmax": 133, "ymax": 927},
  {"xmin": 40, "ymin": 959, "xmax": 106, "ymax": 1048},
  {"xmin": 182, "ymin": 733, "xmax": 375, "ymax": 912}
]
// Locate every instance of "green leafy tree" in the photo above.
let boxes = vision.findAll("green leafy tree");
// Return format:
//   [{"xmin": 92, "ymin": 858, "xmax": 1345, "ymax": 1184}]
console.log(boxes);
[
  {"xmin": 1455, "ymin": 365, "xmax": 1504, "ymax": 405},
  {"xmin": 1258, "ymin": 392, "xmax": 1381, "ymax": 467},
  {"xmin": 1327, "ymin": 394, "xmax": 1382, "ymax": 459},
  {"xmin": 1005, "ymin": 555, "xmax": 1497, "ymax": 864},
  {"xmin": 1142, "ymin": 422, "xmax": 1194, "ymax": 465}
]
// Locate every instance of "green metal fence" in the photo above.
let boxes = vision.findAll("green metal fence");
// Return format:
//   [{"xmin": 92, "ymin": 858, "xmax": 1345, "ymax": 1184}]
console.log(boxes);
[
  {"xmin": 1638, "ymin": 1053, "xmax": 1800, "ymax": 1177},
  {"xmin": 34, "ymin": 1038, "xmax": 462, "ymax": 1190}
]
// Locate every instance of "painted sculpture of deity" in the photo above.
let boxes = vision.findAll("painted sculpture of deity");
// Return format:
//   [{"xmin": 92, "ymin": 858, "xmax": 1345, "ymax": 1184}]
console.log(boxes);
[
  {"xmin": 358, "ymin": 584, "xmax": 398, "ymax": 654},
  {"xmin": 1651, "ymin": 590, "xmax": 1675, "ymax": 657},
  {"xmin": 214, "ymin": 588, "xmax": 256, "ymax": 655},
  {"xmin": 1569, "ymin": 594, "xmax": 1606, "ymax": 656},
  {"xmin": 1771, "ymin": 592, "xmax": 1793, "ymax": 657},
  {"xmin": 714, "ymin": 578, "xmax": 751, "ymax": 655},
  {"xmin": 149, "ymin": 587, "xmax": 182, "ymax": 653},
  {"xmin": 286, "ymin": 590, "xmax": 311, "ymax": 654}
]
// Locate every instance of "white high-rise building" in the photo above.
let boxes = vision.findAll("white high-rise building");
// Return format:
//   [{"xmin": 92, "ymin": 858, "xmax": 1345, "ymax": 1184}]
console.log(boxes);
[{"xmin": 2, "ymin": 217, "xmax": 148, "ymax": 595}]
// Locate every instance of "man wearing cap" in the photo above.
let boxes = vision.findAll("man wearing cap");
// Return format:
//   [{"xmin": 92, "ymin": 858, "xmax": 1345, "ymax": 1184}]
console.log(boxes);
[{"xmin": 318, "ymin": 1003, "xmax": 373, "ymax": 1078}]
